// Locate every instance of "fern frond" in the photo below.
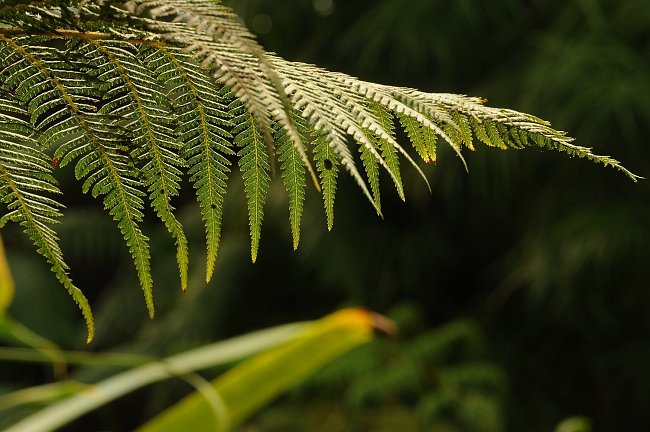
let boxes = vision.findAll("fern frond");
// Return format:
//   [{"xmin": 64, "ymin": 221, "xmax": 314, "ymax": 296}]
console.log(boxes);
[
  {"xmin": 0, "ymin": 96, "xmax": 94, "ymax": 341},
  {"xmin": 275, "ymin": 59, "xmax": 433, "ymax": 193},
  {"xmin": 0, "ymin": 34, "xmax": 156, "ymax": 325},
  {"xmin": 275, "ymin": 113, "xmax": 307, "ymax": 250},
  {"xmin": 123, "ymin": 0, "xmax": 263, "ymax": 56},
  {"xmin": 416, "ymin": 91, "xmax": 640, "ymax": 180},
  {"xmin": 232, "ymin": 103, "xmax": 270, "ymax": 262},
  {"xmin": 131, "ymin": 0, "xmax": 321, "ymax": 191},
  {"xmin": 92, "ymin": 40, "xmax": 189, "ymax": 298},
  {"xmin": 272, "ymin": 58, "xmax": 379, "ymax": 213},
  {"xmin": 421, "ymin": 120, "xmax": 439, "ymax": 163},
  {"xmin": 135, "ymin": 7, "xmax": 285, "ymax": 176},
  {"xmin": 147, "ymin": 45, "xmax": 235, "ymax": 283},
  {"xmin": 0, "ymin": 0, "xmax": 639, "ymax": 340}
]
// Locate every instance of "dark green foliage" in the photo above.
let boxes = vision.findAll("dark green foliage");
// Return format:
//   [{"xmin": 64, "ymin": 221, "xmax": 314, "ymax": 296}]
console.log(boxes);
[{"xmin": 248, "ymin": 305, "xmax": 506, "ymax": 432}]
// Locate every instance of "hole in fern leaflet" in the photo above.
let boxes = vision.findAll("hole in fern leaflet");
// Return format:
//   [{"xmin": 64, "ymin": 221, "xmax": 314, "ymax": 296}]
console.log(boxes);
[
  {"xmin": 324, "ymin": 159, "xmax": 333, "ymax": 170},
  {"xmin": 210, "ymin": 204, "xmax": 217, "ymax": 209}
]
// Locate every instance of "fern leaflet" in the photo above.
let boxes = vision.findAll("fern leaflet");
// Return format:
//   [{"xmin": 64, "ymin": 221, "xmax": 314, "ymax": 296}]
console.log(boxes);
[
  {"xmin": 313, "ymin": 135, "xmax": 340, "ymax": 231},
  {"xmin": 233, "ymin": 103, "xmax": 271, "ymax": 262},
  {"xmin": 276, "ymin": 114, "xmax": 307, "ymax": 250}
]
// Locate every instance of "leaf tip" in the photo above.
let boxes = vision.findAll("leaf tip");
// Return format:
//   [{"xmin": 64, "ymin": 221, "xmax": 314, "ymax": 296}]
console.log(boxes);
[{"xmin": 85, "ymin": 323, "xmax": 95, "ymax": 344}]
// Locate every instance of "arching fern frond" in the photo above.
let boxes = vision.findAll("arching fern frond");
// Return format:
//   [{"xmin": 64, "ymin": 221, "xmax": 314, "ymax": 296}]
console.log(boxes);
[
  {"xmin": 147, "ymin": 45, "xmax": 234, "ymax": 283},
  {"xmin": 0, "ymin": 0, "xmax": 639, "ymax": 341},
  {"xmin": 0, "ymin": 95, "xmax": 94, "ymax": 341}
]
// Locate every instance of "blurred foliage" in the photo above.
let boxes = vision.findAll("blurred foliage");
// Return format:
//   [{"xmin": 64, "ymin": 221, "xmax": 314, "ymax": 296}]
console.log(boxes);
[
  {"xmin": 1, "ymin": 310, "xmax": 375, "ymax": 432},
  {"xmin": 244, "ymin": 304, "xmax": 506, "ymax": 432},
  {"xmin": 0, "ymin": 234, "xmax": 14, "ymax": 316},
  {"xmin": 1, "ymin": 0, "xmax": 649, "ymax": 431}
]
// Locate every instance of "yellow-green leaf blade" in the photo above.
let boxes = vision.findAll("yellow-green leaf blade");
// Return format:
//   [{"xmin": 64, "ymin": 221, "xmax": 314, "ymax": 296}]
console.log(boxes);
[{"xmin": 136, "ymin": 308, "xmax": 390, "ymax": 432}]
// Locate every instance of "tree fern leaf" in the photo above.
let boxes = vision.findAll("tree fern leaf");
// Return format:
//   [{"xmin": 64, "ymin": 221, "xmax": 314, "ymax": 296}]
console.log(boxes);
[
  {"xmin": 275, "ymin": 114, "xmax": 307, "ymax": 250},
  {"xmin": 287, "ymin": 65, "xmax": 442, "ymax": 184},
  {"xmin": 0, "ymin": 0, "xmax": 638, "ymax": 340},
  {"xmin": 0, "ymin": 99, "xmax": 94, "ymax": 342},
  {"xmin": 430, "ymin": 96, "xmax": 641, "ymax": 180},
  {"xmin": 130, "ymin": 0, "xmax": 321, "ymax": 190},
  {"xmin": 272, "ymin": 58, "xmax": 379, "ymax": 214},
  {"xmin": 7, "ymin": 36, "xmax": 156, "ymax": 322},
  {"xmin": 313, "ymin": 135, "xmax": 339, "ymax": 231},
  {"xmin": 140, "ymin": 14, "xmax": 280, "ymax": 163},
  {"xmin": 125, "ymin": 0, "xmax": 263, "ymax": 57},
  {"xmin": 469, "ymin": 116, "xmax": 492, "ymax": 147},
  {"xmin": 278, "ymin": 60, "xmax": 400, "ymax": 195},
  {"xmin": 90, "ymin": 40, "xmax": 189, "ymax": 296},
  {"xmin": 145, "ymin": 45, "xmax": 234, "ymax": 283},
  {"xmin": 452, "ymin": 111, "xmax": 475, "ymax": 151},
  {"xmin": 388, "ymin": 89, "xmax": 468, "ymax": 171},
  {"xmin": 232, "ymin": 104, "xmax": 270, "ymax": 262}
]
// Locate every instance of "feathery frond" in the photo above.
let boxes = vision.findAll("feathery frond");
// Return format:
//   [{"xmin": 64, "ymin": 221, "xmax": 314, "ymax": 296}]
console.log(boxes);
[
  {"xmin": 0, "ymin": 94, "xmax": 94, "ymax": 341},
  {"xmin": 0, "ymin": 0, "xmax": 638, "ymax": 340},
  {"xmin": 148, "ymin": 46, "xmax": 234, "ymax": 283}
]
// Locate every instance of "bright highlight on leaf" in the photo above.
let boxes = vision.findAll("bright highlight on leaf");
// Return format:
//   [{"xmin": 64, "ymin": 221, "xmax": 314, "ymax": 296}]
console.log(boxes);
[
  {"xmin": 136, "ymin": 308, "xmax": 393, "ymax": 432},
  {"xmin": 0, "ymin": 0, "xmax": 639, "ymax": 341}
]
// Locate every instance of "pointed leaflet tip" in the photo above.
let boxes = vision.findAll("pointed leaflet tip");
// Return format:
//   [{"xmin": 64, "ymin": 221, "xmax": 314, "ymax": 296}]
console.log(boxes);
[
  {"xmin": 205, "ymin": 264, "xmax": 214, "ymax": 285},
  {"xmin": 145, "ymin": 290, "xmax": 155, "ymax": 319}
]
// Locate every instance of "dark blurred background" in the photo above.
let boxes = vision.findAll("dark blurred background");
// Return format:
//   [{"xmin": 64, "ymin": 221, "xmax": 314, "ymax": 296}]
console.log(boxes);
[{"xmin": 1, "ymin": 0, "xmax": 649, "ymax": 431}]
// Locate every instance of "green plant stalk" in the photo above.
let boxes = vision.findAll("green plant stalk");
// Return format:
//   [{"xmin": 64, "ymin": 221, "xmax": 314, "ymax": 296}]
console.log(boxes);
[
  {"xmin": 3, "ymin": 322, "xmax": 305, "ymax": 432},
  {"xmin": 137, "ymin": 308, "xmax": 387, "ymax": 432},
  {"xmin": 0, "ymin": 381, "xmax": 87, "ymax": 412},
  {"xmin": 0, "ymin": 317, "xmax": 68, "ymax": 379},
  {"xmin": 0, "ymin": 346, "xmax": 154, "ymax": 367}
]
